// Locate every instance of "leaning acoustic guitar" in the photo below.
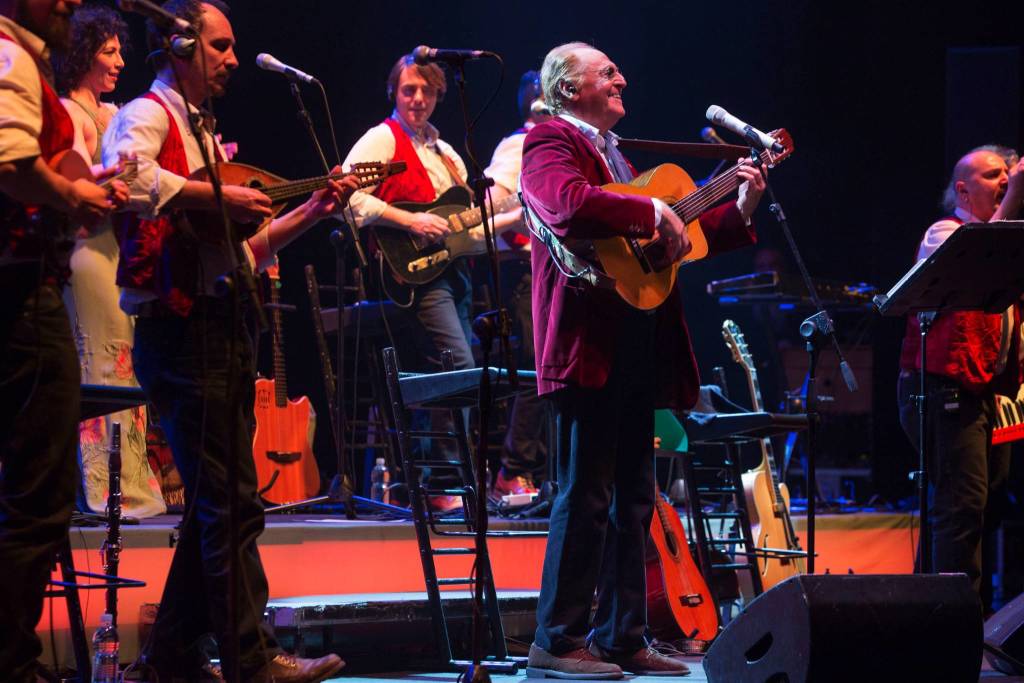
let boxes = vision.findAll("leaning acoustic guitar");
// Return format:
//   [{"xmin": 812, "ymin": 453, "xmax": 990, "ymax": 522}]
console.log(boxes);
[
  {"xmin": 646, "ymin": 486, "xmax": 719, "ymax": 644},
  {"xmin": 721, "ymin": 319, "xmax": 805, "ymax": 590},
  {"xmin": 187, "ymin": 160, "xmax": 406, "ymax": 243},
  {"xmin": 580, "ymin": 129, "xmax": 794, "ymax": 310},
  {"xmin": 372, "ymin": 186, "xmax": 522, "ymax": 285},
  {"xmin": 252, "ymin": 264, "xmax": 320, "ymax": 505}
]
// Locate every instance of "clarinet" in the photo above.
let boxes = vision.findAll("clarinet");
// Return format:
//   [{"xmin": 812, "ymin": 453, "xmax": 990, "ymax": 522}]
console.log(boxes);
[{"xmin": 102, "ymin": 422, "xmax": 123, "ymax": 624}]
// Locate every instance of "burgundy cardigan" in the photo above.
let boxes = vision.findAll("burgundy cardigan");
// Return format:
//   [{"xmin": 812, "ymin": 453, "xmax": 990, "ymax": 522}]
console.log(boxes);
[{"xmin": 521, "ymin": 116, "xmax": 756, "ymax": 409}]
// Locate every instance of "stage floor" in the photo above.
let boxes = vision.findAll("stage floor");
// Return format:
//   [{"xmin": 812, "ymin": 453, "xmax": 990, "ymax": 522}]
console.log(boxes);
[{"xmin": 43, "ymin": 509, "xmax": 918, "ymax": 672}]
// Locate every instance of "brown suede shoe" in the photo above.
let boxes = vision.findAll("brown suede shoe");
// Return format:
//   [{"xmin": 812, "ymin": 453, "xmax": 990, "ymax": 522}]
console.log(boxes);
[
  {"xmin": 590, "ymin": 643, "xmax": 690, "ymax": 676},
  {"xmin": 526, "ymin": 643, "xmax": 624, "ymax": 679},
  {"xmin": 250, "ymin": 653, "xmax": 345, "ymax": 682}
]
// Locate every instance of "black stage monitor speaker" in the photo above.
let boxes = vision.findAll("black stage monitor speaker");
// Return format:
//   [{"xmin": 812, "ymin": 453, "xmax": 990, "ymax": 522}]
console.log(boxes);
[
  {"xmin": 703, "ymin": 574, "xmax": 981, "ymax": 683},
  {"xmin": 985, "ymin": 590, "xmax": 1024, "ymax": 674}
]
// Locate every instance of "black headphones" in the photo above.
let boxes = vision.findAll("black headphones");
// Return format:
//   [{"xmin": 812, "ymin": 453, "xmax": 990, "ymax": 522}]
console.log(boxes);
[
  {"xmin": 561, "ymin": 81, "xmax": 578, "ymax": 96},
  {"xmin": 169, "ymin": 33, "xmax": 197, "ymax": 58}
]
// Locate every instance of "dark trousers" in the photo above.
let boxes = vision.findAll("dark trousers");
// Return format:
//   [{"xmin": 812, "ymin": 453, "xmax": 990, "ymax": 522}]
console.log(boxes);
[
  {"xmin": 0, "ymin": 281, "xmax": 79, "ymax": 683},
  {"xmin": 133, "ymin": 299, "xmax": 281, "ymax": 678},
  {"xmin": 897, "ymin": 371, "xmax": 1010, "ymax": 597},
  {"xmin": 500, "ymin": 257, "xmax": 549, "ymax": 481},
  {"xmin": 534, "ymin": 310, "xmax": 657, "ymax": 655}
]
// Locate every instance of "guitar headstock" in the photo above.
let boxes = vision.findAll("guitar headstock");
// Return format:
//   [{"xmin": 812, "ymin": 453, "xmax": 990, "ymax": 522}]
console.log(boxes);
[
  {"xmin": 349, "ymin": 161, "xmax": 408, "ymax": 189},
  {"xmin": 764, "ymin": 128, "xmax": 794, "ymax": 167},
  {"xmin": 721, "ymin": 319, "xmax": 754, "ymax": 373}
]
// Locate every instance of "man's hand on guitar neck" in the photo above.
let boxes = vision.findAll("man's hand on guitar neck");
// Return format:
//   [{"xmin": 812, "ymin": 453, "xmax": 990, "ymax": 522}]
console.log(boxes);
[
  {"xmin": 69, "ymin": 176, "xmax": 128, "ymax": 227},
  {"xmin": 736, "ymin": 157, "xmax": 768, "ymax": 223}
]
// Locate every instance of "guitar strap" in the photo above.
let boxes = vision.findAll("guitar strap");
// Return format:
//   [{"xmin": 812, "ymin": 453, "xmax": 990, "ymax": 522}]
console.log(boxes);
[
  {"xmin": 519, "ymin": 189, "xmax": 616, "ymax": 291},
  {"xmin": 434, "ymin": 147, "xmax": 471, "ymax": 193}
]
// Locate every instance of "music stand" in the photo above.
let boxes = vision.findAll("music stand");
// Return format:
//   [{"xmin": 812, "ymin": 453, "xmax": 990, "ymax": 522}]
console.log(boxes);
[{"xmin": 874, "ymin": 221, "xmax": 1024, "ymax": 572}]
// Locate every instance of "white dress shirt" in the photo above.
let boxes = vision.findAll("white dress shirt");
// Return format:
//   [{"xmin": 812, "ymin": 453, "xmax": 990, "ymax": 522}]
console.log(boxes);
[
  {"xmin": 341, "ymin": 111, "xmax": 468, "ymax": 227},
  {"xmin": 103, "ymin": 79, "xmax": 269, "ymax": 311},
  {"xmin": 485, "ymin": 124, "xmax": 530, "ymax": 252}
]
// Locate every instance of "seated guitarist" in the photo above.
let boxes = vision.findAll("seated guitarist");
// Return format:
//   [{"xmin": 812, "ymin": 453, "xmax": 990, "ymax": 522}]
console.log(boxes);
[
  {"xmin": 341, "ymin": 51, "xmax": 517, "ymax": 512},
  {"xmin": 103, "ymin": 1, "xmax": 355, "ymax": 680},
  {"xmin": 520, "ymin": 42, "xmax": 765, "ymax": 679}
]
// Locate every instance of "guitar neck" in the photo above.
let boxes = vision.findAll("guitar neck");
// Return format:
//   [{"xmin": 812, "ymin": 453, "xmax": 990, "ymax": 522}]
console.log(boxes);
[
  {"xmin": 268, "ymin": 274, "xmax": 288, "ymax": 406},
  {"xmin": 673, "ymin": 146, "xmax": 772, "ymax": 224},
  {"xmin": 449, "ymin": 194, "xmax": 521, "ymax": 233},
  {"xmin": 263, "ymin": 173, "xmax": 341, "ymax": 204}
]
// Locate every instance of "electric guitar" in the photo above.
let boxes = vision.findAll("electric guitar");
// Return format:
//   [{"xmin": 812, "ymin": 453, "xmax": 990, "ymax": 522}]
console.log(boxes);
[
  {"xmin": 721, "ymin": 319, "xmax": 805, "ymax": 589},
  {"xmin": 372, "ymin": 186, "xmax": 522, "ymax": 285},
  {"xmin": 252, "ymin": 264, "xmax": 321, "ymax": 505},
  {"xmin": 187, "ymin": 160, "xmax": 406, "ymax": 244},
  {"xmin": 646, "ymin": 487, "xmax": 719, "ymax": 644},
  {"xmin": 548, "ymin": 129, "xmax": 794, "ymax": 310}
]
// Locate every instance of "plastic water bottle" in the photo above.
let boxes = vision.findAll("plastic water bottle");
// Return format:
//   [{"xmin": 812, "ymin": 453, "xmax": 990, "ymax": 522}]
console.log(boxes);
[
  {"xmin": 91, "ymin": 613, "xmax": 119, "ymax": 683},
  {"xmin": 370, "ymin": 457, "xmax": 391, "ymax": 504}
]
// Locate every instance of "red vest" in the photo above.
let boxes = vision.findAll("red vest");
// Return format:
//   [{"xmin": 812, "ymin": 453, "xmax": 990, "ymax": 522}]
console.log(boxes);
[
  {"xmin": 114, "ymin": 92, "xmax": 200, "ymax": 316},
  {"xmin": 0, "ymin": 29, "xmax": 75, "ymax": 266},
  {"xmin": 899, "ymin": 215, "xmax": 1023, "ymax": 395},
  {"xmin": 373, "ymin": 118, "xmax": 437, "ymax": 204}
]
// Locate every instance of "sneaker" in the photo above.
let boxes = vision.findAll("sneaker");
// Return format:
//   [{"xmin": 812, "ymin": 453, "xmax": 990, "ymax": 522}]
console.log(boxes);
[
  {"xmin": 525, "ymin": 643, "xmax": 623, "ymax": 679},
  {"xmin": 589, "ymin": 643, "xmax": 690, "ymax": 676},
  {"xmin": 493, "ymin": 469, "xmax": 539, "ymax": 497}
]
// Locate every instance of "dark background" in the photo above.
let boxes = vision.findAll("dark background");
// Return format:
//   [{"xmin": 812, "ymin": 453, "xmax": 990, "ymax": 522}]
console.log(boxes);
[{"xmin": 108, "ymin": 0, "xmax": 1024, "ymax": 503}]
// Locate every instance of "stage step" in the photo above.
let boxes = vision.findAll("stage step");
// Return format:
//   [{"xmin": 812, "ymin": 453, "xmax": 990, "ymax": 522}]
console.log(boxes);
[{"xmin": 264, "ymin": 590, "xmax": 538, "ymax": 674}]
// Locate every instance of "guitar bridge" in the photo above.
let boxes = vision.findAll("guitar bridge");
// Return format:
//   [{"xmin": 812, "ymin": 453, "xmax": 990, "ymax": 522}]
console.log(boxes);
[
  {"xmin": 627, "ymin": 237, "xmax": 653, "ymax": 273},
  {"xmin": 267, "ymin": 450, "xmax": 301, "ymax": 464},
  {"xmin": 679, "ymin": 594, "xmax": 704, "ymax": 608},
  {"xmin": 408, "ymin": 251, "xmax": 450, "ymax": 272}
]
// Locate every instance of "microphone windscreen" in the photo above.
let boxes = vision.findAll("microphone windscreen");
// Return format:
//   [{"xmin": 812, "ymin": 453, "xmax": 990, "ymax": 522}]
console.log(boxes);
[{"xmin": 412, "ymin": 45, "xmax": 431, "ymax": 66}]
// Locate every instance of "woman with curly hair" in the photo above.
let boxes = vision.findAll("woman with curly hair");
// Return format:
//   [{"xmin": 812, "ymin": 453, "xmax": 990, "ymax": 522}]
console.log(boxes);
[{"xmin": 53, "ymin": 4, "xmax": 168, "ymax": 519}]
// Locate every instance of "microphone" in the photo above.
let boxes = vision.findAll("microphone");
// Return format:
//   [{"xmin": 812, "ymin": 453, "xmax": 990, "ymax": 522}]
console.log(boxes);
[
  {"xmin": 116, "ymin": 0, "xmax": 192, "ymax": 33},
  {"xmin": 412, "ymin": 45, "xmax": 489, "ymax": 65},
  {"xmin": 255, "ymin": 53, "xmax": 319, "ymax": 85},
  {"xmin": 530, "ymin": 99, "xmax": 552, "ymax": 117},
  {"xmin": 700, "ymin": 126, "xmax": 726, "ymax": 145},
  {"xmin": 705, "ymin": 105, "xmax": 783, "ymax": 153}
]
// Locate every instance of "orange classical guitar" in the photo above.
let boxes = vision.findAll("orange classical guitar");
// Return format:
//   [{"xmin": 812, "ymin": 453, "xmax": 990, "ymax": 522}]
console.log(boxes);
[
  {"xmin": 252, "ymin": 265, "xmax": 320, "ymax": 504},
  {"xmin": 591, "ymin": 129, "xmax": 794, "ymax": 310},
  {"xmin": 646, "ymin": 487, "xmax": 719, "ymax": 644}
]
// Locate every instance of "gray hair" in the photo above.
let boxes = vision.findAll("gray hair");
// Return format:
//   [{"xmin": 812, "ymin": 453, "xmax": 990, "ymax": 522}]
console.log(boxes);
[
  {"xmin": 941, "ymin": 144, "xmax": 1018, "ymax": 212},
  {"xmin": 540, "ymin": 41, "xmax": 592, "ymax": 114}
]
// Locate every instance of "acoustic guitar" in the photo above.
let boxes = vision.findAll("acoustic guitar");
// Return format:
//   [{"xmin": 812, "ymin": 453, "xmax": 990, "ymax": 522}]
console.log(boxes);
[
  {"xmin": 186, "ymin": 160, "xmax": 406, "ymax": 244},
  {"xmin": 252, "ymin": 264, "xmax": 320, "ymax": 504},
  {"xmin": 372, "ymin": 186, "xmax": 522, "ymax": 285},
  {"xmin": 721, "ymin": 319, "xmax": 805, "ymax": 590},
  {"xmin": 562, "ymin": 129, "xmax": 794, "ymax": 310},
  {"xmin": 646, "ymin": 486, "xmax": 719, "ymax": 644}
]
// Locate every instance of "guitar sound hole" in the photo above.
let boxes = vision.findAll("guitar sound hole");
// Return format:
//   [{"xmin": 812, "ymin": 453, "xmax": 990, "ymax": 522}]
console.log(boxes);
[{"xmin": 246, "ymin": 179, "xmax": 266, "ymax": 190}]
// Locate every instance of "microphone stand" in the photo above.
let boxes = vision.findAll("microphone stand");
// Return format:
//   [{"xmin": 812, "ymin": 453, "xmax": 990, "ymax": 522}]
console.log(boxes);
[
  {"xmin": 279, "ymin": 73, "xmax": 395, "ymax": 520},
  {"xmin": 450, "ymin": 53, "xmax": 508, "ymax": 683},
  {"xmin": 745, "ymin": 137, "xmax": 857, "ymax": 576}
]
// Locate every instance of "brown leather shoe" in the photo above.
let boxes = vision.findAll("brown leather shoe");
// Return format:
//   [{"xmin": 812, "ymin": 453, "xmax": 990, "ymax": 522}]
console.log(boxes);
[
  {"xmin": 250, "ymin": 653, "xmax": 345, "ymax": 682},
  {"xmin": 525, "ymin": 643, "xmax": 623, "ymax": 679},
  {"xmin": 590, "ymin": 643, "xmax": 690, "ymax": 676}
]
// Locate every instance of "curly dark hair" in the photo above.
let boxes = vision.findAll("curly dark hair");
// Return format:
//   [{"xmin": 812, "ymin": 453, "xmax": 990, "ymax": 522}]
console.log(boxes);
[{"xmin": 52, "ymin": 4, "xmax": 129, "ymax": 96}]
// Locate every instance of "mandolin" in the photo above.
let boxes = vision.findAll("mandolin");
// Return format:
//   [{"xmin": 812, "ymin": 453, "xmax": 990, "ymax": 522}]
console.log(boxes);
[
  {"xmin": 565, "ymin": 129, "xmax": 794, "ymax": 310},
  {"xmin": 186, "ymin": 160, "xmax": 406, "ymax": 244},
  {"xmin": 646, "ymin": 486, "xmax": 719, "ymax": 644},
  {"xmin": 372, "ymin": 186, "xmax": 522, "ymax": 285},
  {"xmin": 252, "ymin": 264, "xmax": 321, "ymax": 504},
  {"xmin": 721, "ymin": 319, "xmax": 805, "ymax": 590}
]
